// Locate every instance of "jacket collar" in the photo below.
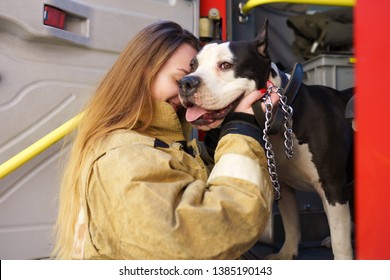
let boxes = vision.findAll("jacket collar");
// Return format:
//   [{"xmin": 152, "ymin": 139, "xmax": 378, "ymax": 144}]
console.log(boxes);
[
  {"xmin": 142, "ymin": 100, "xmax": 193, "ymax": 144},
  {"xmin": 90, "ymin": 101, "xmax": 193, "ymax": 162}
]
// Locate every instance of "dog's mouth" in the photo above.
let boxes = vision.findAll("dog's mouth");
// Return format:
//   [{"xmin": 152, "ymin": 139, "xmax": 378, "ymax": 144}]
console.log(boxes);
[{"xmin": 184, "ymin": 95, "xmax": 243, "ymax": 126}]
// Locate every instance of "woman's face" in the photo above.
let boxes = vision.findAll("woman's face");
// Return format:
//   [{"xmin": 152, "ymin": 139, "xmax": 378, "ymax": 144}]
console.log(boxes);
[{"xmin": 151, "ymin": 43, "xmax": 197, "ymax": 112}]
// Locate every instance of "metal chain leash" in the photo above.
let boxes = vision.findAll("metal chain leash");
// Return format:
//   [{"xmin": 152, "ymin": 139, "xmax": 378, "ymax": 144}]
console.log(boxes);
[
  {"xmin": 261, "ymin": 86, "xmax": 294, "ymax": 200},
  {"xmin": 262, "ymin": 93, "xmax": 281, "ymax": 200},
  {"xmin": 277, "ymin": 90, "xmax": 294, "ymax": 159}
]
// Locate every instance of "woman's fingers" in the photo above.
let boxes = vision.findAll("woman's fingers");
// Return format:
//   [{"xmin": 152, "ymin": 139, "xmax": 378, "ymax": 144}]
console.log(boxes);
[
  {"xmin": 234, "ymin": 90, "xmax": 265, "ymax": 114},
  {"xmin": 234, "ymin": 90, "xmax": 280, "ymax": 114}
]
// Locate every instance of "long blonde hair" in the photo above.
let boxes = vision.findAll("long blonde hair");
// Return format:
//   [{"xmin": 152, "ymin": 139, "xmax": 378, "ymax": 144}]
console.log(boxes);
[{"xmin": 52, "ymin": 21, "xmax": 199, "ymax": 259}]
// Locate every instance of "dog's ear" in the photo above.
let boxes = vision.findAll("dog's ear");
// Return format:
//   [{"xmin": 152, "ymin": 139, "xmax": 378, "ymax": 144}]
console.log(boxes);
[{"xmin": 255, "ymin": 19, "xmax": 269, "ymax": 58}]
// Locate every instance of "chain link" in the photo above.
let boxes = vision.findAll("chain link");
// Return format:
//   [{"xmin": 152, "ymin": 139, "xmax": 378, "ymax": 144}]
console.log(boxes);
[
  {"xmin": 277, "ymin": 91, "xmax": 294, "ymax": 159},
  {"xmin": 261, "ymin": 86, "xmax": 294, "ymax": 200}
]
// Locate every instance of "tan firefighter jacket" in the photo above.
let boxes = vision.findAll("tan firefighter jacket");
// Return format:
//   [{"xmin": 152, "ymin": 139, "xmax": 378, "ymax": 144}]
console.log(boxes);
[{"xmin": 72, "ymin": 100, "xmax": 273, "ymax": 259}]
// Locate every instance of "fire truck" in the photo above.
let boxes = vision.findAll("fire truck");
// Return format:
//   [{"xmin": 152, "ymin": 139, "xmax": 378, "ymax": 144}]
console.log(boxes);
[{"xmin": 0, "ymin": 0, "xmax": 389, "ymax": 260}]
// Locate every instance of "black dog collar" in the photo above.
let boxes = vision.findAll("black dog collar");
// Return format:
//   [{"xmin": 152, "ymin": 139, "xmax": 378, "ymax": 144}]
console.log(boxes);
[{"xmin": 253, "ymin": 63, "xmax": 303, "ymax": 135}]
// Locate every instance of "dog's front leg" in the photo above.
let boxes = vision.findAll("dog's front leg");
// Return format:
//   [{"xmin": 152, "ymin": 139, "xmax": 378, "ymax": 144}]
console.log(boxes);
[
  {"xmin": 266, "ymin": 184, "xmax": 301, "ymax": 260},
  {"xmin": 320, "ymin": 193, "xmax": 353, "ymax": 260}
]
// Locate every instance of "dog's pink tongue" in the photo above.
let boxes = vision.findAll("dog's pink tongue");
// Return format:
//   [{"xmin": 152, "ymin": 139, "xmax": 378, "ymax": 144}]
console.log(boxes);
[{"xmin": 186, "ymin": 106, "xmax": 210, "ymax": 122}]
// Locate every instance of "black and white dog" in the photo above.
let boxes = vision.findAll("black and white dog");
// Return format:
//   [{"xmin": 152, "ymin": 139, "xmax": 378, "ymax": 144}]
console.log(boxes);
[{"xmin": 178, "ymin": 20, "xmax": 354, "ymax": 260}]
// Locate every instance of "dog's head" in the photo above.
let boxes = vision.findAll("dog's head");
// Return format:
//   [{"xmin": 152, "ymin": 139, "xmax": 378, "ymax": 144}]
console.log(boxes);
[{"xmin": 178, "ymin": 20, "xmax": 275, "ymax": 128}]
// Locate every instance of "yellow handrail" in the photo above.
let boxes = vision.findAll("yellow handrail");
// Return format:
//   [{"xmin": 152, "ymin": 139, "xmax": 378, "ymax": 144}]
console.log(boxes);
[
  {"xmin": 0, "ymin": 112, "xmax": 83, "ymax": 179},
  {"xmin": 240, "ymin": 0, "xmax": 356, "ymax": 15}
]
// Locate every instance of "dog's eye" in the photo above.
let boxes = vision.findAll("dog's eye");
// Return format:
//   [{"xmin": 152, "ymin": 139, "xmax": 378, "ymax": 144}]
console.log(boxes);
[{"xmin": 219, "ymin": 62, "xmax": 233, "ymax": 70}]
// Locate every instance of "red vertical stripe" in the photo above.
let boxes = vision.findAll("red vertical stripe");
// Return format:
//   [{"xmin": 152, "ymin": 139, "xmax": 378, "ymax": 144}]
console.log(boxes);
[{"xmin": 355, "ymin": 0, "xmax": 390, "ymax": 259}]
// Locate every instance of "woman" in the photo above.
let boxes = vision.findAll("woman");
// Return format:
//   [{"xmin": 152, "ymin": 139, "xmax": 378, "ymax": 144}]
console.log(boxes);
[{"xmin": 53, "ymin": 21, "xmax": 274, "ymax": 259}]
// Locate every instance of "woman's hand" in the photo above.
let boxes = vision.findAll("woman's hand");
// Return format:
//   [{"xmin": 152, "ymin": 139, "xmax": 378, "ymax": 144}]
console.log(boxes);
[{"xmin": 234, "ymin": 90, "xmax": 280, "ymax": 114}]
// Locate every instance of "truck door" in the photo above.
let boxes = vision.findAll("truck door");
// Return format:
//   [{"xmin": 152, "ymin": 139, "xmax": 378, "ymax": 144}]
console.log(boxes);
[{"xmin": 0, "ymin": 0, "xmax": 199, "ymax": 259}]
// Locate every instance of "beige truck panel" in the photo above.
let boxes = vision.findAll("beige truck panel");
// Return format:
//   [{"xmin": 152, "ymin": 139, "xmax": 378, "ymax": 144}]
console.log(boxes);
[{"xmin": 0, "ymin": 0, "xmax": 199, "ymax": 259}]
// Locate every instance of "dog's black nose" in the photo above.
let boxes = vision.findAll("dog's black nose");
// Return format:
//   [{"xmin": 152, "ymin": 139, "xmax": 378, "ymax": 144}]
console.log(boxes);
[{"xmin": 178, "ymin": 76, "xmax": 200, "ymax": 97}]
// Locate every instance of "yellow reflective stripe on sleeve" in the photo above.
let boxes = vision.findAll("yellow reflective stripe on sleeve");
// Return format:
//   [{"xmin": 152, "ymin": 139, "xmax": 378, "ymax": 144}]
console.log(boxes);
[{"xmin": 207, "ymin": 153, "xmax": 262, "ymax": 185}]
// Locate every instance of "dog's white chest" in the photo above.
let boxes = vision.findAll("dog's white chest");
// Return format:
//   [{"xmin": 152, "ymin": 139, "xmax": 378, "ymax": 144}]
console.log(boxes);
[{"xmin": 270, "ymin": 134, "xmax": 321, "ymax": 192}]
